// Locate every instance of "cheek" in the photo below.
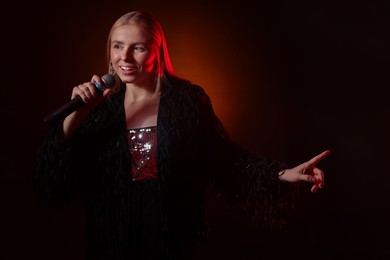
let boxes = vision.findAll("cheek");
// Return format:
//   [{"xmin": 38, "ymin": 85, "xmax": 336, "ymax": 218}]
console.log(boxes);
[
  {"xmin": 110, "ymin": 51, "xmax": 120, "ymax": 64},
  {"xmin": 140, "ymin": 53, "xmax": 157, "ymax": 72}
]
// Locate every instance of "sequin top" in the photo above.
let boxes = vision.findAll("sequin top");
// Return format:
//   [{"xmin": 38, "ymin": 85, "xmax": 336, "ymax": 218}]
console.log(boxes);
[{"xmin": 127, "ymin": 126, "xmax": 158, "ymax": 181}]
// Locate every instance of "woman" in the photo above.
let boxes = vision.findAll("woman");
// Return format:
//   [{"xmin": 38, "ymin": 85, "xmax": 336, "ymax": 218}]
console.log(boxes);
[{"xmin": 33, "ymin": 10, "xmax": 330, "ymax": 260}]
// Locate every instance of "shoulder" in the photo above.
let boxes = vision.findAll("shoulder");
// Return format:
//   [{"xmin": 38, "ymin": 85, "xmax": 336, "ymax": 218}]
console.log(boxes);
[{"xmin": 163, "ymin": 76, "xmax": 209, "ymax": 99}]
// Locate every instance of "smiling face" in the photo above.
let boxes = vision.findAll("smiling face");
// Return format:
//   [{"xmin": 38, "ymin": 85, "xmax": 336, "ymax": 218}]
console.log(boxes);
[{"xmin": 109, "ymin": 24, "xmax": 158, "ymax": 86}]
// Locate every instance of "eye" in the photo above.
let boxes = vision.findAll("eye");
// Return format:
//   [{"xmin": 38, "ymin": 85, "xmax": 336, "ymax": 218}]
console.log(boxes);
[
  {"xmin": 133, "ymin": 45, "xmax": 146, "ymax": 52},
  {"xmin": 112, "ymin": 43, "xmax": 123, "ymax": 50}
]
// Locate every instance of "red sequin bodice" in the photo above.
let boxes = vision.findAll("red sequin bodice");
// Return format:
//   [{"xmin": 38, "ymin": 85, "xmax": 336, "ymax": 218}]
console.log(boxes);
[{"xmin": 127, "ymin": 126, "xmax": 158, "ymax": 181}]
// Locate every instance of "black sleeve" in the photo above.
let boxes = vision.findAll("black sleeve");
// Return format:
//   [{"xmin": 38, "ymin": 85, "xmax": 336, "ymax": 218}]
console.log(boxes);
[
  {"xmin": 192, "ymin": 84, "xmax": 299, "ymax": 228},
  {"xmin": 32, "ymin": 121, "xmax": 82, "ymax": 206}
]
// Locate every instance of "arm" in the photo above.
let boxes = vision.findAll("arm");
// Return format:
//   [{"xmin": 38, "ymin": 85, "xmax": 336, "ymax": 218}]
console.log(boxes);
[
  {"xmin": 33, "ymin": 75, "xmax": 112, "ymax": 204},
  {"xmin": 190, "ymin": 85, "xmax": 298, "ymax": 227}
]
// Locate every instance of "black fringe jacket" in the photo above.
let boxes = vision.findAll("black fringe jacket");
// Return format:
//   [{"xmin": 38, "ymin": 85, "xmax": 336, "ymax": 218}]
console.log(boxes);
[{"xmin": 33, "ymin": 76, "xmax": 297, "ymax": 259}]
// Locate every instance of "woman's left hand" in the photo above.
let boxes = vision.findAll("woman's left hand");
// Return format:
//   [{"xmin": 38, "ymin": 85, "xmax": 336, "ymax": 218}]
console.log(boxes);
[{"xmin": 279, "ymin": 150, "xmax": 331, "ymax": 192}]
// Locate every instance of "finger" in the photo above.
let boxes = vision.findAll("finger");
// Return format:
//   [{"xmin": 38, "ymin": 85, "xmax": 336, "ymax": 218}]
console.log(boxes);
[
  {"xmin": 91, "ymin": 74, "xmax": 101, "ymax": 84},
  {"xmin": 72, "ymin": 85, "xmax": 85, "ymax": 100},
  {"xmin": 102, "ymin": 88, "xmax": 112, "ymax": 98},
  {"xmin": 312, "ymin": 175, "xmax": 323, "ymax": 192},
  {"xmin": 72, "ymin": 85, "xmax": 93, "ymax": 103},
  {"xmin": 311, "ymin": 183, "xmax": 319, "ymax": 193},
  {"xmin": 84, "ymin": 82, "xmax": 99, "ymax": 98},
  {"xmin": 91, "ymin": 75, "xmax": 105, "ymax": 93},
  {"xmin": 308, "ymin": 150, "xmax": 330, "ymax": 166},
  {"xmin": 300, "ymin": 173, "xmax": 315, "ymax": 183},
  {"xmin": 313, "ymin": 168, "xmax": 324, "ymax": 188}
]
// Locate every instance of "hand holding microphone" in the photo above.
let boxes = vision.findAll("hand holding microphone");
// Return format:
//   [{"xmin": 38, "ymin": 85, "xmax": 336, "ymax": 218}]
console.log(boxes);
[{"xmin": 43, "ymin": 74, "xmax": 116, "ymax": 125}]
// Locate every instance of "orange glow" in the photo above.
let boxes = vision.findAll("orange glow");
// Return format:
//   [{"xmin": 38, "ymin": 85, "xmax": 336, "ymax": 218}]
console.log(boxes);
[{"xmin": 161, "ymin": 16, "xmax": 270, "ymax": 139}]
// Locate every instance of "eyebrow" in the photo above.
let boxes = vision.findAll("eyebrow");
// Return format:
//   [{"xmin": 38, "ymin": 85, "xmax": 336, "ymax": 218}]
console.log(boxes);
[{"xmin": 111, "ymin": 40, "xmax": 147, "ymax": 45}]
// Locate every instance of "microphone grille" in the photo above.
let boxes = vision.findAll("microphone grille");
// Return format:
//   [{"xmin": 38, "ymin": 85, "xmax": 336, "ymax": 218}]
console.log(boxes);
[{"xmin": 101, "ymin": 74, "xmax": 116, "ymax": 87}]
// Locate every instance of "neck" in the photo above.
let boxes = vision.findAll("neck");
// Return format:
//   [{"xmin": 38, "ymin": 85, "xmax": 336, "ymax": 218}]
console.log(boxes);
[{"xmin": 125, "ymin": 79, "xmax": 159, "ymax": 103}]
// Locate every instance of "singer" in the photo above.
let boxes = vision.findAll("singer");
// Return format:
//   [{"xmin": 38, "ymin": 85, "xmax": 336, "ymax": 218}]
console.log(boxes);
[{"xmin": 33, "ymin": 10, "xmax": 330, "ymax": 260}]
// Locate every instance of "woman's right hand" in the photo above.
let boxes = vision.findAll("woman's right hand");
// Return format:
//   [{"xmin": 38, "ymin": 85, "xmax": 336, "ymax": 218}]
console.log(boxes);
[
  {"xmin": 71, "ymin": 75, "xmax": 112, "ymax": 107},
  {"xmin": 62, "ymin": 75, "xmax": 112, "ymax": 140}
]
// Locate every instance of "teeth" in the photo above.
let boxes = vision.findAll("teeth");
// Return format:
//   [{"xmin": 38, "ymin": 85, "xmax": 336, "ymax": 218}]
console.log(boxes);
[{"xmin": 121, "ymin": 66, "xmax": 136, "ymax": 70}]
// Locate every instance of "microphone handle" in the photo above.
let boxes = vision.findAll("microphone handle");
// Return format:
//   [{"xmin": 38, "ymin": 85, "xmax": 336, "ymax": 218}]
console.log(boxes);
[{"xmin": 43, "ymin": 96, "xmax": 85, "ymax": 125}]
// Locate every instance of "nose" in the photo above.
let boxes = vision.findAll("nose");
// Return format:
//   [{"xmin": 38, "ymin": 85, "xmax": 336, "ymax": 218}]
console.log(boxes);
[
  {"xmin": 121, "ymin": 48, "xmax": 135, "ymax": 61},
  {"xmin": 121, "ymin": 54, "xmax": 134, "ymax": 62}
]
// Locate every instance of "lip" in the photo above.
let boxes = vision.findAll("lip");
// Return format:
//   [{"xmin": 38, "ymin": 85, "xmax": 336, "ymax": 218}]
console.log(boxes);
[{"xmin": 120, "ymin": 65, "xmax": 137, "ymax": 75}]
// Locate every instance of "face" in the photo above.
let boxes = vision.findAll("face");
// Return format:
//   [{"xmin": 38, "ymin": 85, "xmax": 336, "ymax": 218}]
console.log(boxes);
[{"xmin": 110, "ymin": 24, "xmax": 157, "ymax": 85}]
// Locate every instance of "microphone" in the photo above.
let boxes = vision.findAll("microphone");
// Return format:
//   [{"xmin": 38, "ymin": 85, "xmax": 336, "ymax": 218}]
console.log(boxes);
[{"xmin": 43, "ymin": 74, "xmax": 116, "ymax": 125}]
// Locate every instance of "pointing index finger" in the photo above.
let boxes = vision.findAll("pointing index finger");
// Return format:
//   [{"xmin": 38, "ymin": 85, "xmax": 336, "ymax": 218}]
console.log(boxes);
[{"xmin": 308, "ymin": 150, "xmax": 330, "ymax": 165}]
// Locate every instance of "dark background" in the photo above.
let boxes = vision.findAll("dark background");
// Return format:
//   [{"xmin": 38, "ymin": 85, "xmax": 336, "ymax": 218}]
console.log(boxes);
[{"xmin": 3, "ymin": 0, "xmax": 389, "ymax": 259}]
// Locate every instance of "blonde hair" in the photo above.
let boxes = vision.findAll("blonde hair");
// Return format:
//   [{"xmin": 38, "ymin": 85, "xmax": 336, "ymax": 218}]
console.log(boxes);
[{"xmin": 106, "ymin": 11, "xmax": 175, "ymax": 92}]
